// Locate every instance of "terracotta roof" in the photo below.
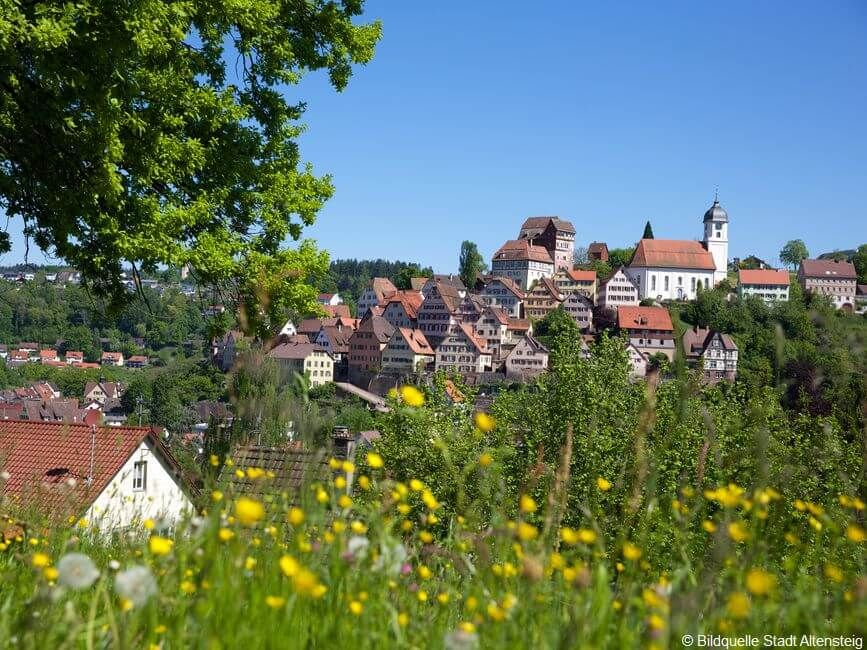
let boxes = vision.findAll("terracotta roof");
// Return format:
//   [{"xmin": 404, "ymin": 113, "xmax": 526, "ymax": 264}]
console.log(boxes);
[
  {"xmin": 66, "ymin": 351, "xmax": 83, "ymax": 360},
  {"xmin": 485, "ymin": 306, "xmax": 510, "ymax": 325},
  {"xmin": 365, "ymin": 277, "xmax": 399, "ymax": 303},
  {"xmin": 738, "ymin": 269, "xmax": 790, "ymax": 286},
  {"xmin": 385, "ymin": 291, "xmax": 424, "ymax": 319},
  {"xmin": 396, "ymin": 328, "xmax": 434, "ymax": 355},
  {"xmin": 567, "ymin": 269, "xmax": 597, "ymax": 282},
  {"xmin": 457, "ymin": 323, "xmax": 489, "ymax": 354},
  {"xmin": 355, "ymin": 314, "xmax": 395, "ymax": 343},
  {"xmin": 101, "ymin": 351, "xmax": 123, "ymax": 361},
  {"xmin": 799, "ymin": 259, "xmax": 857, "ymax": 279},
  {"xmin": 9, "ymin": 351, "xmax": 30, "ymax": 360},
  {"xmin": 493, "ymin": 240, "xmax": 554, "ymax": 264},
  {"xmin": 682, "ymin": 327, "xmax": 738, "ymax": 356},
  {"xmin": 39, "ymin": 349, "xmax": 57, "ymax": 359},
  {"xmin": 220, "ymin": 445, "xmax": 330, "ymax": 504},
  {"xmin": 507, "ymin": 318, "xmax": 531, "ymax": 331},
  {"xmin": 485, "ymin": 276, "xmax": 525, "ymax": 298},
  {"xmin": 519, "ymin": 216, "xmax": 576, "ymax": 234},
  {"xmin": 0, "ymin": 420, "xmax": 183, "ymax": 516},
  {"xmin": 322, "ymin": 304, "xmax": 352, "ymax": 319},
  {"xmin": 318, "ymin": 293, "xmax": 335, "ymax": 301},
  {"xmin": 531, "ymin": 277, "xmax": 564, "ymax": 300},
  {"xmin": 629, "ymin": 239, "xmax": 715, "ymax": 271},
  {"xmin": 588, "ymin": 242, "xmax": 608, "ymax": 254},
  {"xmin": 298, "ymin": 318, "xmax": 330, "ymax": 335},
  {"xmin": 617, "ymin": 306, "xmax": 674, "ymax": 332},
  {"xmin": 127, "ymin": 355, "xmax": 148, "ymax": 363},
  {"xmin": 319, "ymin": 326, "xmax": 352, "ymax": 353}
]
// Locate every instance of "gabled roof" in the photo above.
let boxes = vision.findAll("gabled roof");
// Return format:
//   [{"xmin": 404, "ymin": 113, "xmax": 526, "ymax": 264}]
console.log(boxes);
[
  {"xmin": 364, "ymin": 277, "xmax": 399, "ymax": 302},
  {"xmin": 0, "ymin": 420, "xmax": 186, "ymax": 515},
  {"xmin": 519, "ymin": 216, "xmax": 576, "ymax": 235},
  {"xmin": 482, "ymin": 306, "xmax": 510, "ymax": 325},
  {"xmin": 101, "ymin": 351, "xmax": 123, "ymax": 361},
  {"xmin": 456, "ymin": 323, "xmax": 489, "ymax": 354},
  {"xmin": 39, "ymin": 349, "xmax": 57, "ymax": 359},
  {"xmin": 492, "ymin": 240, "xmax": 554, "ymax": 264},
  {"xmin": 566, "ymin": 269, "xmax": 597, "ymax": 282},
  {"xmin": 355, "ymin": 314, "xmax": 396, "ymax": 343},
  {"xmin": 564, "ymin": 292, "xmax": 593, "ymax": 308},
  {"xmin": 268, "ymin": 341, "xmax": 330, "ymax": 360},
  {"xmin": 799, "ymin": 259, "xmax": 857, "ymax": 279},
  {"xmin": 509, "ymin": 334, "xmax": 549, "ymax": 356},
  {"xmin": 738, "ymin": 269, "xmax": 790, "ymax": 286},
  {"xmin": 682, "ymin": 326, "xmax": 738, "ymax": 356},
  {"xmin": 319, "ymin": 326, "xmax": 352, "ymax": 353},
  {"xmin": 588, "ymin": 242, "xmax": 608, "ymax": 254},
  {"xmin": 220, "ymin": 445, "xmax": 330, "ymax": 504},
  {"xmin": 322, "ymin": 304, "xmax": 352, "ymax": 319},
  {"xmin": 617, "ymin": 306, "xmax": 674, "ymax": 332},
  {"xmin": 530, "ymin": 277, "xmax": 564, "ymax": 300},
  {"xmin": 410, "ymin": 277, "xmax": 428, "ymax": 291},
  {"xmin": 629, "ymin": 239, "xmax": 715, "ymax": 271},
  {"xmin": 484, "ymin": 276, "xmax": 525, "ymax": 299},
  {"xmin": 83, "ymin": 381, "xmax": 123, "ymax": 399},
  {"xmin": 395, "ymin": 328, "xmax": 434, "ymax": 355},
  {"xmin": 507, "ymin": 318, "xmax": 531, "ymax": 331},
  {"xmin": 384, "ymin": 291, "xmax": 424, "ymax": 319}
]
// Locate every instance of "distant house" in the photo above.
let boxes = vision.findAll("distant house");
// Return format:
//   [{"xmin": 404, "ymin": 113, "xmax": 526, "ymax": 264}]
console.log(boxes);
[
  {"xmin": 314, "ymin": 326, "xmax": 353, "ymax": 364},
  {"xmin": 504, "ymin": 334, "xmax": 549, "ymax": 380},
  {"xmin": 491, "ymin": 240, "xmax": 554, "ymax": 290},
  {"xmin": 561, "ymin": 292, "xmax": 594, "ymax": 331},
  {"xmin": 434, "ymin": 323, "xmax": 492, "ymax": 375},
  {"xmin": 625, "ymin": 342, "xmax": 649, "ymax": 380},
  {"xmin": 267, "ymin": 341, "xmax": 334, "ymax": 387},
  {"xmin": 7, "ymin": 350, "xmax": 32, "ymax": 367},
  {"xmin": 65, "ymin": 351, "xmax": 84, "ymax": 365},
  {"xmin": 202, "ymin": 304, "xmax": 226, "ymax": 317},
  {"xmin": 857, "ymin": 285, "xmax": 867, "ymax": 314},
  {"xmin": 101, "ymin": 351, "xmax": 124, "ymax": 367},
  {"xmin": 347, "ymin": 313, "xmax": 395, "ymax": 376},
  {"xmin": 524, "ymin": 278, "xmax": 565, "ymax": 320},
  {"xmin": 517, "ymin": 217, "xmax": 576, "ymax": 271},
  {"xmin": 126, "ymin": 355, "xmax": 149, "ymax": 368},
  {"xmin": 211, "ymin": 330, "xmax": 246, "ymax": 372},
  {"xmin": 381, "ymin": 291, "xmax": 424, "ymax": 329},
  {"xmin": 317, "ymin": 293, "xmax": 342, "ymax": 306},
  {"xmin": 737, "ymin": 269, "xmax": 790, "ymax": 303},
  {"xmin": 0, "ymin": 344, "xmax": 6, "ymax": 360},
  {"xmin": 553, "ymin": 269, "xmax": 597, "ymax": 303},
  {"xmin": 381, "ymin": 327, "xmax": 435, "ymax": 375},
  {"xmin": 0, "ymin": 420, "xmax": 194, "ymax": 530},
  {"xmin": 597, "ymin": 267, "xmax": 640, "ymax": 312},
  {"xmin": 18, "ymin": 342, "xmax": 39, "ymax": 353},
  {"xmin": 84, "ymin": 381, "xmax": 126, "ymax": 406},
  {"xmin": 356, "ymin": 278, "xmax": 399, "ymax": 318},
  {"xmin": 420, "ymin": 275, "xmax": 466, "ymax": 300},
  {"xmin": 588, "ymin": 242, "xmax": 609, "ymax": 262},
  {"xmin": 477, "ymin": 276, "xmax": 525, "ymax": 318},
  {"xmin": 617, "ymin": 306, "xmax": 675, "ymax": 361},
  {"xmin": 681, "ymin": 326, "xmax": 739, "ymax": 383},
  {"xmin": 321, "ymin": 304, "xmax": 352, "ymax": 319},
  {"xmin": 473, "ymin": 306, "xmax": 511, "ymax": 364},
  {"xmin": 798, "ymin": 259, "xmax": 857, "ymax": 312},
  {"xmin": 39, "ymin": 349, "xmax": 59, "ymax": 364},
  {"xmin": 416, "ymin": 281, "xmax": 463, "ymax": 349}
]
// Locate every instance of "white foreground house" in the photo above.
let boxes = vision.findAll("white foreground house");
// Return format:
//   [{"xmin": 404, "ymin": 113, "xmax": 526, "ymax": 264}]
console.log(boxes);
[{"xmin": 0, "ymin": 421, "xmax": 194, "ymax": 531}]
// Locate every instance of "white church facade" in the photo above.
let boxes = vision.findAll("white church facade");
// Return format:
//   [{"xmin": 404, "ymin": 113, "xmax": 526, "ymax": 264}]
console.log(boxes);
[{"xmin": 627, "ymin": 198, "xmax": 729, "ymax": 301}]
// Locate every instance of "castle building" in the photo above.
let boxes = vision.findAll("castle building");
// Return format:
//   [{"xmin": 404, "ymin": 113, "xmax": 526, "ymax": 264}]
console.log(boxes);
[{"xmin": 517, "ymin": 217, "xmax": 576, "ymax": 271}]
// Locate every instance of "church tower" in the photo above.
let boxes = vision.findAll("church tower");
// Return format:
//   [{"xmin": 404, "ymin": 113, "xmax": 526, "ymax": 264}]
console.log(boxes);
[{"xmin": 702, "ymin": 194, "xmax": 729, "ymax": 285}]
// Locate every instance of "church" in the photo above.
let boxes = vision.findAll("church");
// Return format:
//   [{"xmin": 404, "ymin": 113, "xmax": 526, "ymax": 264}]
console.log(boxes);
[{"xmin": 626, "ymin": 198, "xmax": 729, "ymax": 301}]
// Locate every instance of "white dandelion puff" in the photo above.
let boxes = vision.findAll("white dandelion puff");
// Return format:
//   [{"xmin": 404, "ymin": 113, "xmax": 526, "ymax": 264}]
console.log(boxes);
[
  {"xmin": 114, "ymin": 566, "xmax": 157, "ymax": 607},
  {"xmin": 57, "ymin": 553, "xmax": 100, "ymax": 590}
]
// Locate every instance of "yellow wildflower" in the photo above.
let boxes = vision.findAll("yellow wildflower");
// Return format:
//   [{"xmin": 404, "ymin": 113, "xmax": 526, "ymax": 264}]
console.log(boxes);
[
  {"xmin": 578, "ymin": 529, "xmax": 597, "ymax": 544},
  {"xmin": 43, "ymin": 566, "xmax": 59, "ymax": 581},
  {"xmin": 647, "ymin": 614, "xmax": 665, "ymax": 631},
  {"xmin": 727, "ymin": 592, "xmax": 750, "ymax": 619},
  {"xmin": 211, "ymin": 490, "xmax": 223, "ymax": 502},
  {"xmin": 337, "ymin": 494, "xmax": 352, "ymax": 509},
  {"xmin": 702, "ymin": 520, "xmax": 717, "ymax": 533},
  {"xmin": 334, "ymin": 476, "xmax": 347, "ymax": 489},
  {"xmin": 280, "ymin": 555, "xmax": 300, "ymax": 577},
  {"xmin": 287, "ymin": 507, "xmax": 305, "ymax": 526},
  {"xmin": 560, "ymin": 527, "xmax": 579, "ymax": 545},
  {"xmin": 745, "ymin": 568, "xmax": 776, "ymax": 596},
  {"xmin": 143, "ymin": 518, "xmax": 155, "ymax": 531},
  {"xmin": 459, "ymin": 621, "xmax": 476, "ymax": 634},
  {"xmin": 520, "ymin": 494, "xmax": 537, "ymax": 514},
  {"xmin": 517, "ymin": 522, "xmax": 538, "ymax": 541},
  {"xmin": 148, "ymin": 536, "xmax": 173, "ymax": 556},
  {"xmin": 824, "ymin": 564, "xmax": 844, "ymax": 583},
  {"xmin": 437, "ymin": 592, "xmax": 450, "ymax": 604},
  {"xmin": 180, "ymin": 580, "xmax": 196, "ymax": 594},
  {"xmin": 399, "ymin": 385, "xmax": 425, "ymax": 407},
  {"xmin": 218, "ymin": 528, "xmax": 234, "ymax": 542},
  {"xmin": 349, "ymin": 600, "xmax": 363, "ymax": 615},
  {"xmin": 418, "ymin": 565, "xmax": 432, "ymax": 580},
  {"xmin": 350, "ymin": 520, "xmax": 367, "ymax": 534},
  {"xmin": 728, "ymin": 522, "xmax": 750, "ymax": 543},
  {"xmin": 397, "ymin": 612, "xmax": 409, "ymax": 627},
  {"xmin": 366, "ymin": 452, "xmax": 384, "ymax": 469},
  {"xmin": 235, "ymin": 497, "xmax": 265, "ymax": 527},
  {"xmin": 357, "ymin": 475, "xmax": 371, "ymax": 490},
  {"xmin": 31, "ymin": 553, "xmax": 50, "ymax": 568},
  {"xmin": 479, "ymin": 452, "xmax": 493, "ymax": 467},
  {"xmin": 845, "ymin": 524, "xmax": 866, "ymax": 543},
  {"xmin": 474, "ymin": 412, "xmax": 495, "ymax": 432},
  {"xmin": 316, "ymin": 488, "xmax": 329, "ymax": 504},
  {"xmin": 246, "ymin": 467, "xmax": 265, "ymax": 480},
  {"xmin": 623, "ymin": 542, "xmax": 642, "ymax": 561},
  {"xmin": 417, "ymin": 590, "xmax": 428, "ymax": 602},
  {"xmin": 329, "ymin": 458, "xmax": 341, "ymax": 470},
  {"xmin": 596, "ymin": 477, "xmax": 612, "ymax": 491},
  {"xmin": 265, "ymin": 595, "xmax": 285, "ymax": 608},
  {"xmin": 209, "ymin": 454, "xmax": 220, "ymax": 467}
]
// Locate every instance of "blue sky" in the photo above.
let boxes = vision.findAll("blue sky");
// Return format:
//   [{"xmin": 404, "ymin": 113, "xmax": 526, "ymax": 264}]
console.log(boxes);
[{"xmin": 5, "ymin": 1, "xmax": 866, "ymax": 271}]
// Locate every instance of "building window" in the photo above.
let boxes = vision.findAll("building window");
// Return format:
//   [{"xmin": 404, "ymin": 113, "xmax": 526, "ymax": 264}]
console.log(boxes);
[
  {"xmin": 664, "ymin": 276, "xmax": 669, "ymax": 291},
  {"xmin": 132, "ymin": 461, "xmax": 147, "ymax": 491},
  {"xmin": 651, "ymin": 275, "xmax": 656, "ymax": 291}
]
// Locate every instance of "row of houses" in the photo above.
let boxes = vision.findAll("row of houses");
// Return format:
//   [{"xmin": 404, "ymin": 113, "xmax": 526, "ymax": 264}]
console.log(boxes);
[
  {"xmin": 0, "ymin": 346, "xmax": 149, "ymax": 369},
  {"xmin": 0, "ymin": 380, "xmax": 127, "ymax": 426}
]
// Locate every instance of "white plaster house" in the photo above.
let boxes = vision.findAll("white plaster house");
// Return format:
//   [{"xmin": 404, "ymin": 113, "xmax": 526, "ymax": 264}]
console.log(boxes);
[
  {"xmin": 490, "ymin": 240, "xmax": 554, "ymax": 290},
  {"xmin": 737, "ymin": 269, "xmax": 791, "ymax": 303},
  {"xmin": 477, "ymin": 276, "xmax": 525, "ymax": 317},
  {"xmin": 0, "ymin": 421, "xmax": 194, "ymax": 532}
]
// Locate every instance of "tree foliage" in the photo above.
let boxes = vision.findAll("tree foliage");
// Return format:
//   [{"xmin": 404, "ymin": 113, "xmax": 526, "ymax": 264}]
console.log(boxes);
[
  {"xmin": 779, "ymin": 239, "xmax": 809, "ymax": 269},
  {"xmin": 0, "ymin": 0, "xmax": 381, "ymax": 333},
  {"xmin": 458, "ymin": 240, "xmax": 487, "ymax": 289},
  {"xmin": 642, "ymin": 221, "xmax": 654, "ymax": 239}
]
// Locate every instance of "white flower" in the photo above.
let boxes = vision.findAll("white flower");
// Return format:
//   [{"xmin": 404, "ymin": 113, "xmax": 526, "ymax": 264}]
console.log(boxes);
[
  {"xmin": 444, "ymin": 630, "xmax": 479, "ymax": 650},
  {"xmin": 347, "ymin": 535, "xmax": 370, "ymax": 559},
  {"xmin": 114, "ymin": 566, "xmax": 157, "ymax": 607},
  {"xmin": 0, "ymin": 470, "xmax": 10, "ymax": 481},
  {"xmin": 57, "ymin": 553, "xmax": 100, "ymax": 590},
  {"xmin": 108, "ymin": 560, "xmax": 121, "ymax": 571},
  {"xmin": 373, "ymin": 540, "xmax": 407, "ymax": 576}
]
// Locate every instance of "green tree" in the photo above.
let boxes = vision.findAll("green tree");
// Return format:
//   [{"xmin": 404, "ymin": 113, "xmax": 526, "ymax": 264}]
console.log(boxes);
[
  {"xmin": 780, "ymin": 239, "xmax": 809, "ymax": 270},
  {"xmin": 458, "ymin": 241, "xmax": 487, "ymax": 289},
  {"xmin": 608, "ymin": 247, "xmax": 636, "ymax": 268},
  {"xmin": 0, "ymin": 1, "xmax": 381, "ymax": 335},
  {"xmin": 852, "ymin": 243, "xmax": 867, "ymax": 284},
  {"xmin": 533, "ymin": 307, "xmax": 580, "ymax": 353},
  {"xmin": 642, "ymin": 221, "xmax": 654, "ymax": 239}
]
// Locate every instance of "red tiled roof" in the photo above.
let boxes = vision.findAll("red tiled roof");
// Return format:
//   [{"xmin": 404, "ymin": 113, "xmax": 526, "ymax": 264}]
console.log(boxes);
[
  {"xmin": 458, "ymin": 323, "xmax": 489, "ymax": 354},
  {"xmin": 101, "ymin": 352, "xmax": 122, "ymax": 360},
  {"xmin": 588, "ymin": 242, "xmax": 608, "ymax": 254},
  {"xmin": 322, "ymin": 304, "xmax": 351, "ymax": 319},
  {"xmin": 738, "ymin": 269, "xmax": 790, "ymax": 286},
  {"xmin": 519, "ymin": 216, "xmax": 576, "ymax": 234},
  {"xmin": 629, "ymin": 239, "xmax": 715, "ymax": 271},
  {"xmin": 385, "ymin": 291, "xmax": 424, "ymax": 319},
  {"xmin": 799, "ymin": 259, "xmax": 857, "ymax": 279},
  {"xmin": 493, "ymin": 240, "xmax": 553, "ymax": 264},
  {"xmin": 396, "ymin": 328, "xmax": 434, "ymax": 355},
  {"xmin": 567, "ymin": 270, "xmax": 597, "ymax": 282},
  {"xmin": 66, "ymin": 351, "xmax": 84, "ymax": 359},
  {"xmin": 617, "ymin": 306, "xmax": 674, "ymax": 332},
  {"xmin": 9, "ymin": 351, "xmax": 30, "ymax": 360},
  {"xmin": 486, "ymin": 276, "xmax": 525, "ymax": 298},
  {"xmin": 507, "ymin": 318, "xmax": 531, "ymax": 331},
  {"xmin": 0, "ymin": 420, "xmax": 177, "ymax": 516},
  {"xmin": 39, "ymin": 349, "xmax": 57, "ymax": 358},
  {"xmin": 127, "ymin": 355, "xmax": 148, "ymax": 363}
]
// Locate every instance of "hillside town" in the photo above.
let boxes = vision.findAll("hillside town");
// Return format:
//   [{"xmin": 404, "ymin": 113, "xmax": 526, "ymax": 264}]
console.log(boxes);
[{"xmin": 235, "ymin": 198, "xmax": 864, "ymax": 394}]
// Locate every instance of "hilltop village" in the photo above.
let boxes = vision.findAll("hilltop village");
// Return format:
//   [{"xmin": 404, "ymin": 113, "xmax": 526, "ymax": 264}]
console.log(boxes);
[{"xmin": 213, "ymin": 199, "xmax": 865, "ymax": 396}]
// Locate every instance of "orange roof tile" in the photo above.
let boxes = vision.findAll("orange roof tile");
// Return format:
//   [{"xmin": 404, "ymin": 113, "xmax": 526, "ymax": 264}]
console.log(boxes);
[
  {"xmin": 567, "ymin": 270, "xmax": 597, "ymax": 282},
  {"xmin": 396, "ymin": 328, "xmax": 434, "ymax": 355},
  {"xmin": 617, "ymin": 306, "xmax": 674, "ymax": 332},
  {"xmin": 630, "ymin": 239, "xmax": 715, "ymax": 271},
  {"xmin": 493, "ymin": 240, "xmax": 553, "ymax": 264},
  {"xmin": 738, "ymin": 269, "xmax": 790, "ymax": 286}
]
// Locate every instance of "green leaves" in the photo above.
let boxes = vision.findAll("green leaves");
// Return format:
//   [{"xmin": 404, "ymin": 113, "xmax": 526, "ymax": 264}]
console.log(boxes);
[{"xmin": 0, "ymin": 1, "xmax": 381, "ymax": 329}]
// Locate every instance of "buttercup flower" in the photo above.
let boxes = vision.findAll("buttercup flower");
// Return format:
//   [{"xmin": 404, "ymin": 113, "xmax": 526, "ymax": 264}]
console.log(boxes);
[
  {"xmin": 57, "ymin": 553, "xmax": 100, "ymax": 590},
  {"xmin": 366, "ymin": 452, "xmax": 384, "ymax": 469},
  {"xmin": 235, "ymin": 497, "xmax": 265, "ymax": 527},
  {"xmin": 596, "ymin": 477, "xmax": 612, "ymax": 491},
  {"xmin": 399, "ymin": 385, "xmax": 425, "ymax": 407}
]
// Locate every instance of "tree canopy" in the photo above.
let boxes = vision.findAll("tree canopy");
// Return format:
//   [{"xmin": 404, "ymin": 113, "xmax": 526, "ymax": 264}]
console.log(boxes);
[
  {"xmin": 458, "ymin": 240, "xmax": 487, "ymax": 289},
  {"xmin": 780, "ymin": 239, "xmax": 809, "ymax": 269},
  {"xmin": 0, "ymin": 1, "xmax": 381, "ymax": 335},
  {"xmin": 642, "ymin": 221, "xmax": 654, "ymax": 239}
]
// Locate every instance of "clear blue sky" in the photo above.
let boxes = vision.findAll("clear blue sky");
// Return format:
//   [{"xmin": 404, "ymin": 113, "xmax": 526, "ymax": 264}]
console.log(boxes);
[{"xmin": 5, "ymin": 1, "xmax": 866, "ymax": 271}]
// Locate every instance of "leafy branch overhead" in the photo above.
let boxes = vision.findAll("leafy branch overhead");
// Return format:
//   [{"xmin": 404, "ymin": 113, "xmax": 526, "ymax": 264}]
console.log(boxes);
[{"xmin": 0, "ymin": 0, "xmax": 381, "ymax": 332}]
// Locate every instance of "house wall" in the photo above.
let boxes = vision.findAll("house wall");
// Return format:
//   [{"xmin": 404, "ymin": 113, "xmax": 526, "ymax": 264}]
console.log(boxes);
[
  {"xmin": 490, "ymin": 259, "xmax": 553, "ymax": 290},
  {"xmin": 435, "ymin": 335, "xmax": 490, "ymax": 374},
  {"xmin": 628, "ymin": 266, "xmax": 714, "ymax": 301},
  {"xmin": 479, "ymin": 282, "xmax": 522, "ymax": 317},
  {"xmin": 626, "ymin": 330, "xmax": 675, "ymax": 361},
  {"xmin": 598, "ymin": 271, "xmax": 639, "ymax": 310},
  {"xmin": 86, "ymin": 438, "xmax": 193, "ymax": 532},
  {"xmin": 799, "ymin": 274, "xmax": 856, "ymax": 310},
  {"xmin": 738, "ymin": 283, "xmax": 790, "ymax": 303}
]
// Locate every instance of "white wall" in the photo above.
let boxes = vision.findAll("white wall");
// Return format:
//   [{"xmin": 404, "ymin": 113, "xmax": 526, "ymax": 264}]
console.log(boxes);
[
  {"xmin": 629, "ymin": 267, "xmax": 714, "ymax": 301},
  {"xmin": 87, "ymin": 438, "xmax": 193, "ymax": 532}
]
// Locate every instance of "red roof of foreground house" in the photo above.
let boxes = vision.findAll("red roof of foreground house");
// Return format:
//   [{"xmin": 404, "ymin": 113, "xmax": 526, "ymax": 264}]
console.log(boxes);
[
  {"xmin": 493, "ymin": 240, "xmax": 554, "ymax": 264},
  {"xmin": 385, "ymin": 291, "xmax": 424, "ymax": 319},
  {"xmin": 396, "ymin": 328, "xmax": 434, "ymax": 355},
  {"xmin": 799, "ymin": 259, "xmax": 857, "ymax": 279},
  {"xmin": 617, "ymin": 306, "xmax": 674, "ymax": 332},
  {"xmin": 629, "ymin": 239, "xmax": 715, "ymax": 271},
  {"xmin": 0, "ymin": 420, "xmax": 184, "ymax": 516},
  {"xmin": 738, "ymin": 269, "xmax": 790, "ymax": 286}
]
